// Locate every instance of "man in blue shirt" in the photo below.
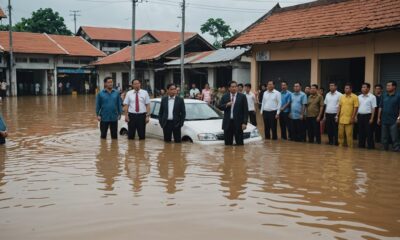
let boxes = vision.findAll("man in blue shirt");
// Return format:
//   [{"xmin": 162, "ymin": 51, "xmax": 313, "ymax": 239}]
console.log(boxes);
[
  {"xmin": 290, "ymin": 82, "xmax": 307, "ymax": 142},
  {"xmin": 280, "ymin": 81, "xmax": 292, "ymax": 140},
  {"xmin": 0, "ymin": 112, "xmax": 8, "ymax": 145},
  {"xmin": 378, "ymin": 81, "xmax": 400, "ymax": 151},
  {"xmin": 96, "ymin": 77, "xmax": 123, "ymax": 139}
]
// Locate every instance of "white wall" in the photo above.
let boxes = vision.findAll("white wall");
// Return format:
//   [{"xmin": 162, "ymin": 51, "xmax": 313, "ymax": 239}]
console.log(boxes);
[{"xmin": 232, "ymin": 65, "xmax": 251, "ymax": 84}]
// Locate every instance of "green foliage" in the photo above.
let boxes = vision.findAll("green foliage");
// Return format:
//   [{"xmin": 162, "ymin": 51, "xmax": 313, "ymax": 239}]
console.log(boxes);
[
  {"xmin": 201, "ymin": 18, "xmax": 238, "ymax": 48},
  {"xmin": 13, "ymin": 8, "xmax": 72, "ymax": 35}
]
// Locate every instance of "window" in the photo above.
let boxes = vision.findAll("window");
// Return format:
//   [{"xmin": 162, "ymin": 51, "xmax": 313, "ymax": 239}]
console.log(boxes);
[
  {"xmin": 79, "ymin": 58, "xmax": 92, "ymax": 65},
  {"xmin": 63, "ymin": 58, "xmax": 79, "ymax": 64},
  {"xmin": 30, "ymin": 58, "xmax": 49, "ymax": 63},
  {"xmin": 16, "ymin": 57, "xmax": 28, "ymax": 63}
]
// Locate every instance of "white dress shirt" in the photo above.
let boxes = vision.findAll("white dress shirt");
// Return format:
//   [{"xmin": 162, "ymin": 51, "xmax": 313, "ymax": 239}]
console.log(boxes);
[
  {"xmin": 123, "ymin": 89, "xmax": 150, "ymax": 114},
  {"xmin": 261, "ymin": 89, "xmax": 281, "ymax": 114},
  {"xmin": 358, "ymin": 93, "xmax": 377, "ymax": 114},
  {"xmin": 230, "ymin": 93, "xmax": 237, "ymax": 119},
  {"xmin": 324, "ymin": 91, "xmax": 342, "ymax": 114},
  {"xmin": 168, "ymin": 96, "xmax": 175, "ymax": 120},
  {"xmin": 245, "ymin": 91, "xmax": 256, "ymax": 111}
]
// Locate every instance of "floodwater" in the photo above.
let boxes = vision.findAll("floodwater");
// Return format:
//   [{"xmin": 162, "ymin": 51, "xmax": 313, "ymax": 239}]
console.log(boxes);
[{"xmin": 0, "ymin": 95, "xmax": 399, "ymax": 240}]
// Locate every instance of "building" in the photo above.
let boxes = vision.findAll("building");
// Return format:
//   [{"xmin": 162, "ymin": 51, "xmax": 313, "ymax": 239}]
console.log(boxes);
[
  {"xmin": 77, "ymin": 26, "xmax": 206, "ymax": 55},
  {"xmin": 0, "ymin": 31, "xmax": 105, "ymax": 96},
  {"xmin": 225, "ymin": 0, "xmax": 400, "ymax": 92},
  {"xmin": 93, "ymin": 32, "xmax": 215, "ymax": 94},
  {"xmin": 164, "ymin": 48, "xmax": 251, "ymax": 89}
]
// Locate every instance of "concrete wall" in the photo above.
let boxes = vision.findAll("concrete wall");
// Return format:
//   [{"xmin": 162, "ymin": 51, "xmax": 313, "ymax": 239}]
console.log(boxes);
[{"xmin": 251, "ymin": 30, "xmax": 400, "ymax": 89}]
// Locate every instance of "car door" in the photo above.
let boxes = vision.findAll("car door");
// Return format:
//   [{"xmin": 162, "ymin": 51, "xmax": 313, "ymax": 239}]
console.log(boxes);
[{"xmin": 147, "ymin": 101, "xmax": 163, "ymax": 139}]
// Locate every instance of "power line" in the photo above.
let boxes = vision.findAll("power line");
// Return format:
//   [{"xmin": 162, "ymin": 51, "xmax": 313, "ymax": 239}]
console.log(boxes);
[{"xmin": 70, "ymin": 10, "xmax": 81, "ymax": 34}]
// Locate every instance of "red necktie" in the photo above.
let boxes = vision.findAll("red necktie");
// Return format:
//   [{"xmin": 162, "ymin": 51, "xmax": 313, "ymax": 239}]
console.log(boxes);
[{"xmin": 135, "ymin": 91, "xmax": 139, "ymax": 113}]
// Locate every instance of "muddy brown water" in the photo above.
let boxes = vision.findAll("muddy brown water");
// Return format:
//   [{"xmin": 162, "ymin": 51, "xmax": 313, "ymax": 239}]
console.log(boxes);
[{"xmin": 0, "ymin": 96, "xmax": 399, "ymax": 240}]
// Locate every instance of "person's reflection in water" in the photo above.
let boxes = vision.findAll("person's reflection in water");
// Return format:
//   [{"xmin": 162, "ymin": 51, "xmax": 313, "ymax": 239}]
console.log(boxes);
[
  {"xmin": 96, "ymin": 141, "xmax": 121, "ymax": 192},
  {"xmin": 125, "ymin": 141, "xmax": 151, "ymax": 194},
  {"xmin": 157, "ymin": 143, "xmax": 187, "ymax": 194},
  {"xmin": 219, "ymin": 147, "xmax": 248, "ymax": 200},
  {"xmin": 0, "ymin": 147, "xmax": 6, "ymax": 192}
]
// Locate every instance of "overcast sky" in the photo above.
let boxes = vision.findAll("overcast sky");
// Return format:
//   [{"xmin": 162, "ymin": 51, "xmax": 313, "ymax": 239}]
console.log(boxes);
[{"xmin": 0, "ymin": 0, "xmax": 309, "ymax": 42}]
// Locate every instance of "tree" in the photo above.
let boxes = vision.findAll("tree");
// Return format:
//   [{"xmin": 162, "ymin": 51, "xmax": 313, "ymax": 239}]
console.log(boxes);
[
  {"xmin": 200, "ymin": 18, "xmax": 237, "ymax": 48},
  {"xmin": 13, "ymin": 8, "xmax": 72, "ymax": 35}
]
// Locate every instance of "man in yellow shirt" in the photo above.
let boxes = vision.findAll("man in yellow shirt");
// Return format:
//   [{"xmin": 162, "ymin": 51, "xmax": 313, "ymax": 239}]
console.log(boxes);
[{"xmin": 336, "ymin": 83, "xmax": 359, "ymax": 147}]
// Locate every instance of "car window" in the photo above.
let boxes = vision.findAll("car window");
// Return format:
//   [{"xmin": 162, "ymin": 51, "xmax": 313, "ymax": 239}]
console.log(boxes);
[
  {"xmin": 185, "ymin": 103, "xmax": 222, "ymax": 121},
  {"xmin": 151, "ymin": 102, "xmax": 160, "ymax": 119}
]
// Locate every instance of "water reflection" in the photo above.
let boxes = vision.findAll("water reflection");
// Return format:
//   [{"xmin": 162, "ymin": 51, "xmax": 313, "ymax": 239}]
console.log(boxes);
[
  {"xmin": 157, "ymin": 144, "xmax": 187, "ymax": 194},
  {"xmin": 96, "ymin": 141, "xmax": 121, "ymax": 191},
  {"xmin": 219, "ymin": 147, "xmax": 248, "ymax": 200},
  {"xmin": 125, "ymin": 141, "xmax": 151, "ymax": 194}
]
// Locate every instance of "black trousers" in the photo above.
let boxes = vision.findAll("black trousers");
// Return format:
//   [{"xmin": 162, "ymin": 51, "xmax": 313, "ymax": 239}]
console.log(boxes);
[
  {"xmin": 163, "ymin": 120, "xmax": 182, "ymax": 143},
  {"xmin": 224, "ymin": 120, "xmax": 244, "ymax": 145},
  {"xmin": 326, "ymin": 113, "xmax": 339, "ymax": 145},
  {"xmin": 306, "ymin": 117, "xmax": 321, "ymax": 143},
  {"xmin": 248, "ymin": 111, "xmax": 257, "ymax": 126},
  {"xmin": 128, "ymin": 113, "xmax": 146, "ymax": 140},
  {"xmin": 263, "ymin": 110, "xmax": 278, "ymax": 140},
  {"xmin": 100, "ymin": 121, "xmax": 118, "ymax": 139},
  {"xmin": 279, "ymin": 112, "xmax": 291, "ymax": 140},
  {"xmin": 0, "ymin": 90, "xmax": 6, "ymax": 98},
  {"xmin": 358, "ymin": 113, "xmax": 374, "ymax": 149},
  {"xmin": 291, "ymin": 119, "xmax": 306, "ymax": 142},
  {"xmin": 372, "ymin": 110, "xmax": 381, "ymax": 143}
]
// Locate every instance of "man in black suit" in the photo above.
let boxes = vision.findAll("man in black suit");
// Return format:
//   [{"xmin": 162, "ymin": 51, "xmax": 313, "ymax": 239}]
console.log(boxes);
[
  {"xmin": 159, "ymin": 83, "xmax": 186, "ymax": 143},
  {"xmin": 219, "ymin": 81, "xmax": 248, "ymax": 145}
]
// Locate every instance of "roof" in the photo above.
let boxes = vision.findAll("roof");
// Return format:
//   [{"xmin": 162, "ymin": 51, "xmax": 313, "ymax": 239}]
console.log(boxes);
[
  {"xmin": 226, "ymin": 0, "xmax": 400, "ymax": 47},
  {"xmin": 0, "ymin": 8, "xmax": 6, "ymax": 19},
  {"xmin": 93, "ymin": 34, "xmax": 203, "ymax": 65},
  {"xmin": 0, "ymin": 31, "xmax": 106, "ymax": 57},
  {"xmin": 0, "ymin": 31, "xmax": 67, "ymax": 55},
  {"xmin": 79, "ymin": 26, "xmax": 197, "ymax": 42},
  {"xmin": 48, "ymin": 34, "xmax": 106, "ymax": 57},
  {"xmin": 165, "ymin": 48, "xmax": 248, "ymax": 66}
]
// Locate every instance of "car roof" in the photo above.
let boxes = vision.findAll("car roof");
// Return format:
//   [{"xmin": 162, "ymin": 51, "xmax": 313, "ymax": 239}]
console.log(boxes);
[{"xmin": 151, "ymin": 98, "xmax": 207, "ymax": 104}]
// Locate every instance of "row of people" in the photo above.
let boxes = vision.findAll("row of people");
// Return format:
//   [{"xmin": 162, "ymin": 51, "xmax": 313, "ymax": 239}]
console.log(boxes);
[{"xmin": 257, "ymin": 80, "xmax": 399, "ymax": 151}]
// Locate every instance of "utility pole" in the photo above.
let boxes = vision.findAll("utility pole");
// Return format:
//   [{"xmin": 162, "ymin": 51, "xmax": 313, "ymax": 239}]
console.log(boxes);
[
  {"xmin": 180, "ymin": 0, "xmax": 186, "ymax": 96},
  {"xmin": 131, "ymin": 0, "xmax": 137, "ymax": 81},
  {"xmin": 130, "ymin": 0, "xmax": 144, "ymax": 81},
  {"xmin": 8, "ymin": 0, "xmax": 14, "ymax": 96},
  {"xmin": 70, "ymin": 10, "xmax": 81, "ymax": 34}
]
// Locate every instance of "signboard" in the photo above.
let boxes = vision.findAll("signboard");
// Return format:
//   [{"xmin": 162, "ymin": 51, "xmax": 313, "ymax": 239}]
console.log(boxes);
[
  {"xmin": 57, "ymin": 68, "xmax": 94, "ymax": 74},
  {"xmin": 256, "ymin": 51, "xmax": 270, "ymax": 61}
]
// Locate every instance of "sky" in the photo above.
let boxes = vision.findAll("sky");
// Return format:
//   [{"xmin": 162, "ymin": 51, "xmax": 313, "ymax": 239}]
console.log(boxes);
[{"xmin": 0, "ymin": 0, "xmax": 309, "ymax": 42}]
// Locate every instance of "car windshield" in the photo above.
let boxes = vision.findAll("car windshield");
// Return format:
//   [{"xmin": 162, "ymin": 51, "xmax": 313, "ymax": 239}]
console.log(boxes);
[
  {"xmin": 150, "ymin": 101, "xmax": 223, "ymax": 121},
  {"xmin": 185, "ymin": 103, "xmax": 222, "ymax": 121}
]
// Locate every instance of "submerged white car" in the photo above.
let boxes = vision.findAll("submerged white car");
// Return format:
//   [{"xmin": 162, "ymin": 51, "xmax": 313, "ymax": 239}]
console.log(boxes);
[{"xmin": 119, "ymin": 98, "xmax": 262, "ymax": 145}]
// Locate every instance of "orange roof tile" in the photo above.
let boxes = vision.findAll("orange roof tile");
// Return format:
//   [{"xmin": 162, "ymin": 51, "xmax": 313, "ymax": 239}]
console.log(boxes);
[
  {"xmin": 227, "ymin": 0, "xmax": 400, "ymax": 46},
  {"xmin": 48, "ymin": 34, "xmax": 106, "ymax": 57},
  {"xmin": 0, "ymin": 31, "xmax": 67, "ymax": 55},
  {"xmin": 93, "ymin": 39, "xmax": 183, "ymax": 65},
  {"xmin": 79, "ymin": 26, "xmax": 197, "ymax": 42},
  {"xmin": 0, "ymin": 8, "xmax": 6, "ymax": 19}
]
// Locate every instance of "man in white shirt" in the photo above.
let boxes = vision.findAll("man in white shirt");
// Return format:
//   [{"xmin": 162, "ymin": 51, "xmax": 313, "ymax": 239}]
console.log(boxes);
[
  {"xmin": 189, "ymin": 83, "xmax": 200, "ymax": 99},
  {"xmin": 123, "ymin": 79, "xmax": 151, "ymax": 140},
  {"xmin": 323, "ymin": 82, "xmax": 342, "ymax": 145},
  {"xmin": 260, "ymin": 80, "xmax": 281, "ymax": 140},
  {"xmin": 244, "ymin": 83, "xmax": 257, "ymax": 126},
  {"xmin": 0, "ymin": 80, "xmax": 7, "ymax": 99},
  {"xmin": 357, "ymin": 83, "xmax": 377, "ymax": 149}
]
